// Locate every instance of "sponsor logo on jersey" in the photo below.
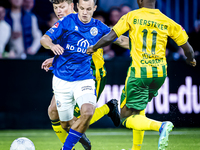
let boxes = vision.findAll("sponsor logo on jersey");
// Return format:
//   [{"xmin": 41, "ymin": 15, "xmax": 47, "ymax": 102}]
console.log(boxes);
[
  {"xmin": 90, "ymin": 27, "xmax": 98, "ymax": 36},
  {"xmin": 77, "ymin": 38, "xmax": 89, "ymax": 47},
  {"xmin": 53, "ymin": 22, "xmax": 59, "ymax": 28},
  {"xmin": 181, "ymin": 26, "xmax": 185, "ymax": 31},
  {"xmin": 56, "ymin": 100, "xmax": 61, "ymax": 107},
  {"xmin": 81, "ymin": 86, "xmax": 93, "ymax": 91},
  {"xmin": 141, "ymin": 53, "xmax": 164, "ymax": 66},
  {"xmin": 66, "ymin": 38, "xmax": 90, "ymax": 53}
]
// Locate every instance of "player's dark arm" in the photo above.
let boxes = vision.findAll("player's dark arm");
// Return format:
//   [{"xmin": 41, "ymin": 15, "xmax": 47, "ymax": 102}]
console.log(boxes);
[
  {"xmin": 93, "ymin": 29, "xmax": 118, "ymax": 51},
  {"xmin": 40, "ymin": 34, "xmax": 64, "ymax": 55},
  {"xmin": 114, "ymin": 35, "xmax": 130, "ymax": 49},
  {"xmin": 180, "ymin": 41, "xmax": 196, "ymax": 67}
]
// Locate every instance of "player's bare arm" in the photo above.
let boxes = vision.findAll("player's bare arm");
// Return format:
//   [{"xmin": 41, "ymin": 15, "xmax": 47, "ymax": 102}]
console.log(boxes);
[
  {"xmin": 180, "ymin": 42, "xmax": 196, "ymax": 67},
  {"xmin": 87, "ymin": 29, "xmax": 117, "ymax": 55},
  {"xmin": 40, "ymin": 34, "xmax": 64, "ymax": 55},
  {"xmin": 114, "ymin": 35, "xmax": 129, "ymax": 49}
]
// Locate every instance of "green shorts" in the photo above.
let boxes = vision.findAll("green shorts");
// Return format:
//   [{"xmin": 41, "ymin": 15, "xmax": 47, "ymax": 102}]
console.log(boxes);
[
  {"xmin": 73, "ymin": 65, "xmax": 107, "ymax": 118},
  {"xmin": 120, "ymin": 76, "xmax": 166, "ymax": 110}
]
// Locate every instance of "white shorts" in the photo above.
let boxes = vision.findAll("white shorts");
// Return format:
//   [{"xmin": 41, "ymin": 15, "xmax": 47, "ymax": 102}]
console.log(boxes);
[{"xmin": 53, "ymin": 75, "xmax": 96, "ymax": 121}]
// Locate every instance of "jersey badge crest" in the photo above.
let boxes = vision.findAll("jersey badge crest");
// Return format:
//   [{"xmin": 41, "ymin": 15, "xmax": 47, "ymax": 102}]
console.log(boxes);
[
  {"xmin": 56, "ymin": 100, "xmax": 61, "ymax": 108},
  {"xmin": 90, "ymin": 27, "xmax": 98, "ymax": 36}
]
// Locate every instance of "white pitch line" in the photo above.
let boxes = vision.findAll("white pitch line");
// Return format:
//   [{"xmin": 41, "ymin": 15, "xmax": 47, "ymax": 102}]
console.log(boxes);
[
  {"xmin": 86, "ymin": 131, "xmax": 200, "ymax": 136},
  {"xmin": 0, "ymin": 131, "xmax": 200, "ymax": 137}
]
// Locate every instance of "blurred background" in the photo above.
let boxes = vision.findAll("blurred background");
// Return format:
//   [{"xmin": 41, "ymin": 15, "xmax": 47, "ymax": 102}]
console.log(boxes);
[{"xmin": 0, "ymin": 0, "xmax": 200, "ymax": 129}]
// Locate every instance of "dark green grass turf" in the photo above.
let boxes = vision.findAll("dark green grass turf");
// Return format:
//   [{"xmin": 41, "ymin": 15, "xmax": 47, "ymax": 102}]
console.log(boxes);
[{"xmin": 1, "ymin": 128, "xmax": 200, "ymax": 150}]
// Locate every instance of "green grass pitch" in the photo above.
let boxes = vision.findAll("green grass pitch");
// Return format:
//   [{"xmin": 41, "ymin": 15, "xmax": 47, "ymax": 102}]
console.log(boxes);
[{"xmin": 1, "ymin": 128, "xmax": 200, "ymax": 150}]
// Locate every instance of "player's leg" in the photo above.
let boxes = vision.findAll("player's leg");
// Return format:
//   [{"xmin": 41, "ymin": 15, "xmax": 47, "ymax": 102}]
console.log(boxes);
[
  {"xmin": 73, "ymin": 73, "xmax": 109, "ymax": 124},
  {"xmin": 52, "ymin": 75, "xmax": 76, "ymax": 150},
  {"xmin": 92, "ymin": 98, "xmax": 120, "ymax": 126},
  {"xmin": 48, "ymin": 95, "xmax": 69, "ymax": 144},
  {"xmin": 132, "ymin": 129, "xmax": 145, "ymax": 150},
  {"xmin": 121, "ymin": 76, "xmax": 163, "ymax": 130},
  {"xmin": 74, "ymin": 105, "xmax": 92, "ymax": 150},
  {"xmin": 121, "ymin": 76, "xmax": 173, "ymax": 149},
  {"xmin": 149, "ymin": 78, "xmax": 174, "ymax": 150},
  {"xmin": 75, "ymin": 99, "xmax": 120, "ymax": 126},
  {"xmin": 63, "ymin": 79, "xmax": 96, "ymax": 150},
  {"xmin": 132, "ymin": 110, "xmax": 145, "ymax": 150},
  {"xmin": 48, "ymin": 95, "xmax": 78, "ymax": 149},
  {"xmin": 74, "ymin": 66, "xmax": 120, "ymax": 127},
  {"xmin": 49, "ymin": 97, "xmax": 90, "ymax": 150},
  {"xmin": 53, "ymin": 76, "xmax": 93, "ymax": 150},
  {"xmin": 120, "ymin": 87, "xmax": 145, "ymax": 150}
]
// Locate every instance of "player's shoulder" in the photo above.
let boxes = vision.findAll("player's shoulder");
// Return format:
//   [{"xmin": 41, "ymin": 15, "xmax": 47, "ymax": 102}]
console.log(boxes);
[
  {"xmin": 93, "ymin": 18, "xmax": 109, "ymax": 30},
  {"xmin": 93, "ymin": 18, "xmax": 104, "ymax": 25},
  {"xmin": 60, "ymin": 13, "xmax": 76, "ymax": 22},
  {"xmin": 127, "ymin": 9, "xmax": 142, "ymax": 16},
  {"xmin": 67, "ymin": 13, "xmax": 77, "ymax": 18},
  {"xmin": 121, "ymin": 9, "xmax": 141, "ymax": 20},
  {"xmin": 158, "ymin": 11, "xmax": 178, "ymax": 25}
]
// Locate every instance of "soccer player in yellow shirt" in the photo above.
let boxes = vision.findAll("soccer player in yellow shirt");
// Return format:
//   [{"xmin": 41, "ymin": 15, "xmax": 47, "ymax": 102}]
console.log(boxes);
[{"xmin": 87, "ymin": 0, "xmax": 196, "ymax": 150}]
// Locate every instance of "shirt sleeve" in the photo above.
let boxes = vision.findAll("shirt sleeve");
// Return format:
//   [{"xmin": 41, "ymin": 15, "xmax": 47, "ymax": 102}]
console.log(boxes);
[
  {"xmin": 168, "ymin": 20, "xmax": 189, "ymax": 46},
  {"xmin": 45, "ymin": 16, "xmax": 70, "ymax": 41},
  {"xmin": 112, "ymin": 14, "xmax": 130, "ymax": 37},
  {"xmin": 101, "ymin": 22, "xmax": 111, "ymax": 35}
]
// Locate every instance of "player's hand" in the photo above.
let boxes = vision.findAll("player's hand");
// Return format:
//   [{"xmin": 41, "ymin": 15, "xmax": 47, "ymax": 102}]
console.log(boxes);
[
  {"xmin": 50, "ymin": 44, "xmax": 64, "ymax": 55},
  {"xmin": 41, "ymin": 57, "xmax": 54, "ymax": 72},
  {"xmin": 86, "ymin": 46, "xmax": 95, "ymax": 55},
  {"xmin": 186, "ymin": 58, "xmax": 196, "ymax": 67}
]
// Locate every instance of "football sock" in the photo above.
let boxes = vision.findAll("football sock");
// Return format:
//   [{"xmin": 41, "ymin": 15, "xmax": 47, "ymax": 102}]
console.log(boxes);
[
  {"xmin": 63, "ymin": 128, "xmax": 83, "ymax": 150},
  {"xmin": 150, "ymin": 120, "xmax": 162, "ymax": 132},
  {"xmin": 123, "ymin": 114, "xmax": 162, "ymax": 131},
  {"xmin": 51, "ymin": 119, "xmax": 68, "ymax": 144},
  {"xmin": 132, "ymin": 110, "xmax": 145, "ymax": 150},
  {"xmin": 132, "ymin": 130, "xmax": 144, "ymax": 150},
  {"xmin": 89, "ymin": 104, "xmax": 109, "ymax": 125}
]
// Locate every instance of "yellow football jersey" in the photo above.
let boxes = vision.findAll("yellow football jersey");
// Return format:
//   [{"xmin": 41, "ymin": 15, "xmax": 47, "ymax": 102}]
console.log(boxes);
[
  {"xmin": 113, "ymin": 7, "xmax": 188, "ymax": 78},
  {"xmin": 92, "ymin": 48, "xmax": 106, "ymax": 79},
  {"xmin": 91, "ymin": 48, "xmax": 106, "ymax": 97}
]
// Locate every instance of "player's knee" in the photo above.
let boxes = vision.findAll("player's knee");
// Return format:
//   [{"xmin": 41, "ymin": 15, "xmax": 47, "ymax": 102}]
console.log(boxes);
[
  {"xmin": 82, "ymin": 111, "xmax": 94, "ymax": 121},
  {"xmin": 48, "ymin": 95, "xmax": 59, "ymax": 120},
  {"xmin": 48, "ymin": 104, "xmax": 59, "ymax": 120},
  {"xmin": 60, "ymin": 121, "xmax": 71, "ymax": 131},
  {"xmin": 81, "ymin": 104, "xmax": 95, "ymax": 121}
]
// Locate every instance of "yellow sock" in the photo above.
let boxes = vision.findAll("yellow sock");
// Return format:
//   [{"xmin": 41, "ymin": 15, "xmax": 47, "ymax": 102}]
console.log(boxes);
[
  {"xmin": 132, "ymin": 110, "xmax": 145, "ymax": 150},
  {"xmin": 90, "ymin": 104, "xmax": 109, "ymax": 125},
  {"xmin": 51, "ymin": 120, "xmax": 68, "ymax": 144},
  {"xmin": 132, "ymin": 130, "xmax": 144, "ymax": 150},
  {"xmin": 150, "ymin": 121, "xmax": 162, "ymax": 132},
  {"xmin": 123, "ymin": 114, "xmax": 162, "ymax": 131}
]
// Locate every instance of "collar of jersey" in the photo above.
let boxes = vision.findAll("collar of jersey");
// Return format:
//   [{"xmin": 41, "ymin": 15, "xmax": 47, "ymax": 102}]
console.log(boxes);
[
  {"xmin": 75, "ymin": 13, "xmax": 94, "ymax": 27},
  {"xmin": 141, "ymin": 7, "xmax": 160, "ymax": 12}
]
